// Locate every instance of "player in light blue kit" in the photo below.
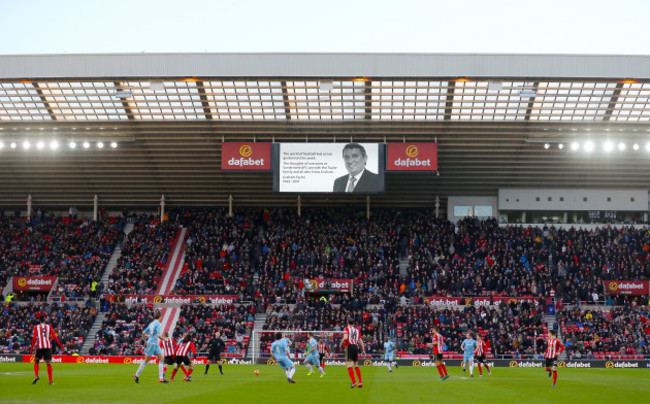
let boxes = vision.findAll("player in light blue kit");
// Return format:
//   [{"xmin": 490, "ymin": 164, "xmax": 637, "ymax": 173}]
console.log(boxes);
[
  {"xmin": 383, "ymin": 338, "xmax": 398, "ymax": 372},
  {"xmin": 303, "ymin": 332, "xmax": 326, "ymax": 377},
  {"xmin": 271, "ymin": 332, "xmax": 296, "ymax": 383},
  {"xmin": 461, "ymin": 331, "xmax": 478, "ymax": 377},
  {"xmin": 133, "ymin": 309, "xmax": 169, "ymax": 384}
]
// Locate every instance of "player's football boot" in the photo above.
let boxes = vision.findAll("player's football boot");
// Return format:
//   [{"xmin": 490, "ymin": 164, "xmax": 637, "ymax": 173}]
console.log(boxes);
[
  {"xmin": 183, "ymin": 376, "xmax": 192, "ymax": 382},
  {"xmin": 320, "ymin": 373, "xmax": 326, "ymax": 378},
  {"xmin": 288, "ymin": 378, "xmax": 296, "ymax": 384},
  {"xmin": 32, "ymin": 376, "xmax": 40, "ymax": 385},
  {"xmin": 358, "ymin": 383, "xmax": 363, "ymax": 388},
  {"xmin": 350, "ymin": 383, "xmax": 357, "ymax": 388},
  {"xmin": 132, "ymin": 374, "xmax": 139, "ymax": 384},
  {"xmin": 159, "ymin": 379, "xmax": 170, "ymax": 384},
  {"xmin": 553, "ymin": 383, "xmax": 556, "ymax": 388},
  {"xmin": 49, "ymin": 382, "xmax": 55, "ymax": 386},
  {"xmin": 442, "ymin": 375, "xmax": 450, "ymax": 381},
  {"xmin": 307, "ymin": 371, "xmax": 314, "ymax": 376}
]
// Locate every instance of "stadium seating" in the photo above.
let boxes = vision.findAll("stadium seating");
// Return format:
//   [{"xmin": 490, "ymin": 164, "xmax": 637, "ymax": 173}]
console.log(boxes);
[
  {"xmin": 104, "ymin": 215, "xmax": 177, "ymax": 295},
  {"xmin": 557, "ymin": 307, "xmax": 650, "ymax": 359},
  {"xmin": 0, "ymin": 302, "xmax": 97, "ymax": 354},
  {"xmin": 0, "ymin": 214, "xmax": 124, "ymax": 299},
  {"xmin": 175, "ymin": 303, "xmax": 255, "ymax": 358}
]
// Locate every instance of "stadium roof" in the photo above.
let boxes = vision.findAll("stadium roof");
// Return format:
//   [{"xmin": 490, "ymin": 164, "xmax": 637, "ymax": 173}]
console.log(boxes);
[{"xmin": 1, "ymin": 53, "xmax": 650, "ymax": 209}]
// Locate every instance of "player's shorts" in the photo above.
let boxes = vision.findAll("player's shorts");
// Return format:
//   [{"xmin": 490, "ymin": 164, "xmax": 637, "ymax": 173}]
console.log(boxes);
[
  {"xmin": 384, "ymin": 354, "xmax": 393, "ymax": 361},
  {"xmin": 207, "ymin": 352, "xmax": 221, "ymax": 363},
  {"xmin": 163, "ymin": 356, "xmax": 175, "ymax": 366},
  {"xmin": 175, "ymin": 355, "xmax": 192, "ymax": 366},
  {"xmin": 476, "ymin": 355, "xmax": 486, "ymax": 364},
  {"xmin": 35, "ymin": 348, "xmax": 52, "ymax": 362},
  {"xmin": 305, "ymin": 353, "xmax": 320, "ymax": 365},
  {"xmin": 144, "ymin": 344, "xmax": 162, "ymax": 357},
  {"xmin": 464, "ymin": 354, "xmax": 475, "ymax": 363},
  {"xmin": 345, "ymin": 344, "xmax": 359, "ymax": 362},
  {"xmin": 545, "ymin": 357, "xmax": 558, "ymax": 368},
  {"xmin": 434, "ymin": 353, "xmax": 444, "ymax": 361},
  {"xmin": 319, "ymin": 353, "xmax": 325, "ymax": 363},
  {"xmin": 276, "ymin": 357, "xmax": 294, "ymax": 370}
]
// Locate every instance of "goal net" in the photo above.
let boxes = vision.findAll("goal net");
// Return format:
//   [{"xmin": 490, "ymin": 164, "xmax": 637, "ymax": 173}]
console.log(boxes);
[{"xmin": 251, "ymin": 330, "xmax": 345, "ymax": 364}]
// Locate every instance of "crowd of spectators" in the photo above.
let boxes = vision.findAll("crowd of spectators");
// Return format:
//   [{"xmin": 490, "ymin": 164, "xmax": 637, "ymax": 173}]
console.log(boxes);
[
  {"xmin": 105, "ymin": 215, "xmax": 177, "ymax": 295},
  {"xmin": 0, "ymin": 302, "xmax": 97, "ymax": 354},
  {"xmin": 174, "ymin": 303, "xmax": 255, "ymax": 357},
  {"xmin": 260, "ymin": 300, "xmax": 547, "ymax": 359},
  {"xmin": 404, "ymin": 216, "xmax": 650, "ymax": 303},
  {"xmin": 172, "ymin": 208, "xmax": 404, "ymax": 305},
  {"xmin": 92, "ymin": 303, "xmax": 151, "ymax": 355},
  {"xmin": 0, "ymin": 213, "xmax": 124, "ymax": 299},
  {"xmin": 3, "ymin": 208, "xmax": 650, "ymax": 360},
  {"xmin": 558, "ymin": 307, "xmax": 650, "ymax": 359},
  {"xmin": 91, "ymin": 302, "xmax": 255, "ymax": 357}
]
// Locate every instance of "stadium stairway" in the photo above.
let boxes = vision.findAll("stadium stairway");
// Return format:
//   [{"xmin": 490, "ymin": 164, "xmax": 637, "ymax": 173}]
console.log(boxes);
[
  {"xmin": 80, "ymin": 311, "xmax": 107, "ymax": 354},
  {"xmin": 544, "ymin": 313, "xmax": 556, "ymax": 331},
  {"xmin": 99, "ymin": 222, "xmax": 134, "ymax": 286},
  {"xmin": 246, "ymin": 313, "xmax": 267, "ymax": 359},
  {"xmin": 399, "ymin": 258, "xmax": 409, "ymax": 278},
  {"xmin": 156, "ymin": 227, "xmax": 188, "ymax": 295}
]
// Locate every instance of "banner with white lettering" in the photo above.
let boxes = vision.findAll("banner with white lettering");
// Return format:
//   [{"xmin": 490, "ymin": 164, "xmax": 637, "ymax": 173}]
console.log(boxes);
[
  {"xmin": 305, "ymin": 278, "xmax": 353, "ymax": 293},
  {"xmin": 387, "ymin": 143, "xmax": 438, "ymax": 171},
  {"xmin": 102, "ymin": 295, "xmax": 239, "ymax": 304},
  {"xmin": 221, "ymin": 142, "xmax": 271, "ymax": 171},
  {"xmin": 603, "ymin": 280, "xmax": 649, "ymax": 295},
  {"xmin": 12, "ymin": 276, "xmax": 57, "ymax": 291},
  {"xmin": 423, "ymin": 296, "xmax": 540, "ymax": 307}
]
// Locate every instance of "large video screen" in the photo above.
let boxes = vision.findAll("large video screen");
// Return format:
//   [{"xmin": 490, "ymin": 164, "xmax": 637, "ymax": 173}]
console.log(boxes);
[{"xmin": 273, "ymin": 143, "xmax": 385, "ymax": 193}]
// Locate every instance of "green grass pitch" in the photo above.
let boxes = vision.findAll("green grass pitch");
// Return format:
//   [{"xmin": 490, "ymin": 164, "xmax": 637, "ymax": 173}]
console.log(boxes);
[{"xmin": 1, "ymin": 363, "xmax": 648, "ymax": 404}]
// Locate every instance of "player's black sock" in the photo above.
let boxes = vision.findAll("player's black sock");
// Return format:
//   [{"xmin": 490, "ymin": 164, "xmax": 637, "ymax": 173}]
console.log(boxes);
[
  {"xmin": 205, "ymin": 365, "xmax": 210, "ymax": 374},
  {"xmin": 219, "ymin": 365, "xmax": 223, "ymax": 374}
]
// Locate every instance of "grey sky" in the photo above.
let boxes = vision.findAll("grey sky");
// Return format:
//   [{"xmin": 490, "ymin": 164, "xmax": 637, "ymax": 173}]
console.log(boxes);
[{"xmin": 0, "ymin": 0, "xmax": 648, "ymax": 55}]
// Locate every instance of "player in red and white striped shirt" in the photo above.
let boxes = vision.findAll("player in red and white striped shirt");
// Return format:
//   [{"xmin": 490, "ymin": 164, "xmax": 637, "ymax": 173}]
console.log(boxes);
[
  {"xmin": 160, "ymin": 332, "xmax": 188, "ymax": 379},
  {"xmin": 474, "ymin": 334, "xmax": 491, "ymax": 376},
  {"xmin": 170, "ymin": 333, "xmax": 196, "ymax": 382},
  {"xmin": 340, "ymin": 319, "xmax": 366, "ymax": 388},
  {"xmin": 30, "ymin": 314, "xmax": 65, "ymax": 385},
  {"xmin": 543, "ymin": 330, "xmax": 565, "ymax": 387},
  {"xmin": 317, "ymin": 339, "xmax": 331, "ymax": 371},
  {"xmin": 428, "ymin": 326, "xmax": 448, "ymax": 381}
]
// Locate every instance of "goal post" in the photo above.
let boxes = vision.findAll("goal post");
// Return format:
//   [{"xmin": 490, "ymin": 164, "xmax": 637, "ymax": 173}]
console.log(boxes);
[{"xmin": 251, "ymin": 330, "xmax": 345, "ymax": 364}]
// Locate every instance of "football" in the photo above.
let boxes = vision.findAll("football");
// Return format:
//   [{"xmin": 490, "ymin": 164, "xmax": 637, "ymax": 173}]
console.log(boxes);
[{"xmin": 254, "ymin": 370, "xmax": 260, "ymax": 376}]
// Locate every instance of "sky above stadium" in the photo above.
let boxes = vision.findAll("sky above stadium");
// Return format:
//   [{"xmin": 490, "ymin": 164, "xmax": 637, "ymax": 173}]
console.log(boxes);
[{"xmin": 0, "ymin": 0, "xmax": 648, "ymax": 55}]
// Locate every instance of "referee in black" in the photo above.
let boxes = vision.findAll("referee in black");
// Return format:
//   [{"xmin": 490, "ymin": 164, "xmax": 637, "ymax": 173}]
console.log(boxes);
[{"xmin": 205, "ymin": 330, "xmax": 226, "ymax": 375}]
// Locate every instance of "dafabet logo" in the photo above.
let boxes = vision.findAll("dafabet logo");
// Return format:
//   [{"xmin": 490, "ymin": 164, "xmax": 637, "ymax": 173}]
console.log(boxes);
[{"xmin": 221, "ymin": 142, "xmax": 271, "ymax": 171}]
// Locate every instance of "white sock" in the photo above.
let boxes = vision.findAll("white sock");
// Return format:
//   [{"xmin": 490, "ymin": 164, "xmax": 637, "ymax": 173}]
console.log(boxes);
[
  {"xmin": 285, "ymin": 369, "xmax": 291, "ymax": 379},
  {"xmin": 387, "ymin": 363, "xmax": 392, "ymax": 371},
  {"xmin": 135, "ymin": 362, "xmax": 146, "ymax": 377},
  {"xmin": 469, "ymin": 364, "xmax": 473, "ymax": 376},
  {"xmin": 305, "ymin": 363, "xmax": 314, "ymax": 372},
  {"xmin": 318, "ymin": 365, "xmax": 325, "ymax": 375},
  {"xmin": 289, "ymin": 367, "xmax": 296, "ymax": 379},
  {"xmin": 158, "ymin": 361, "xmax": 164, "ymax": 380}
]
